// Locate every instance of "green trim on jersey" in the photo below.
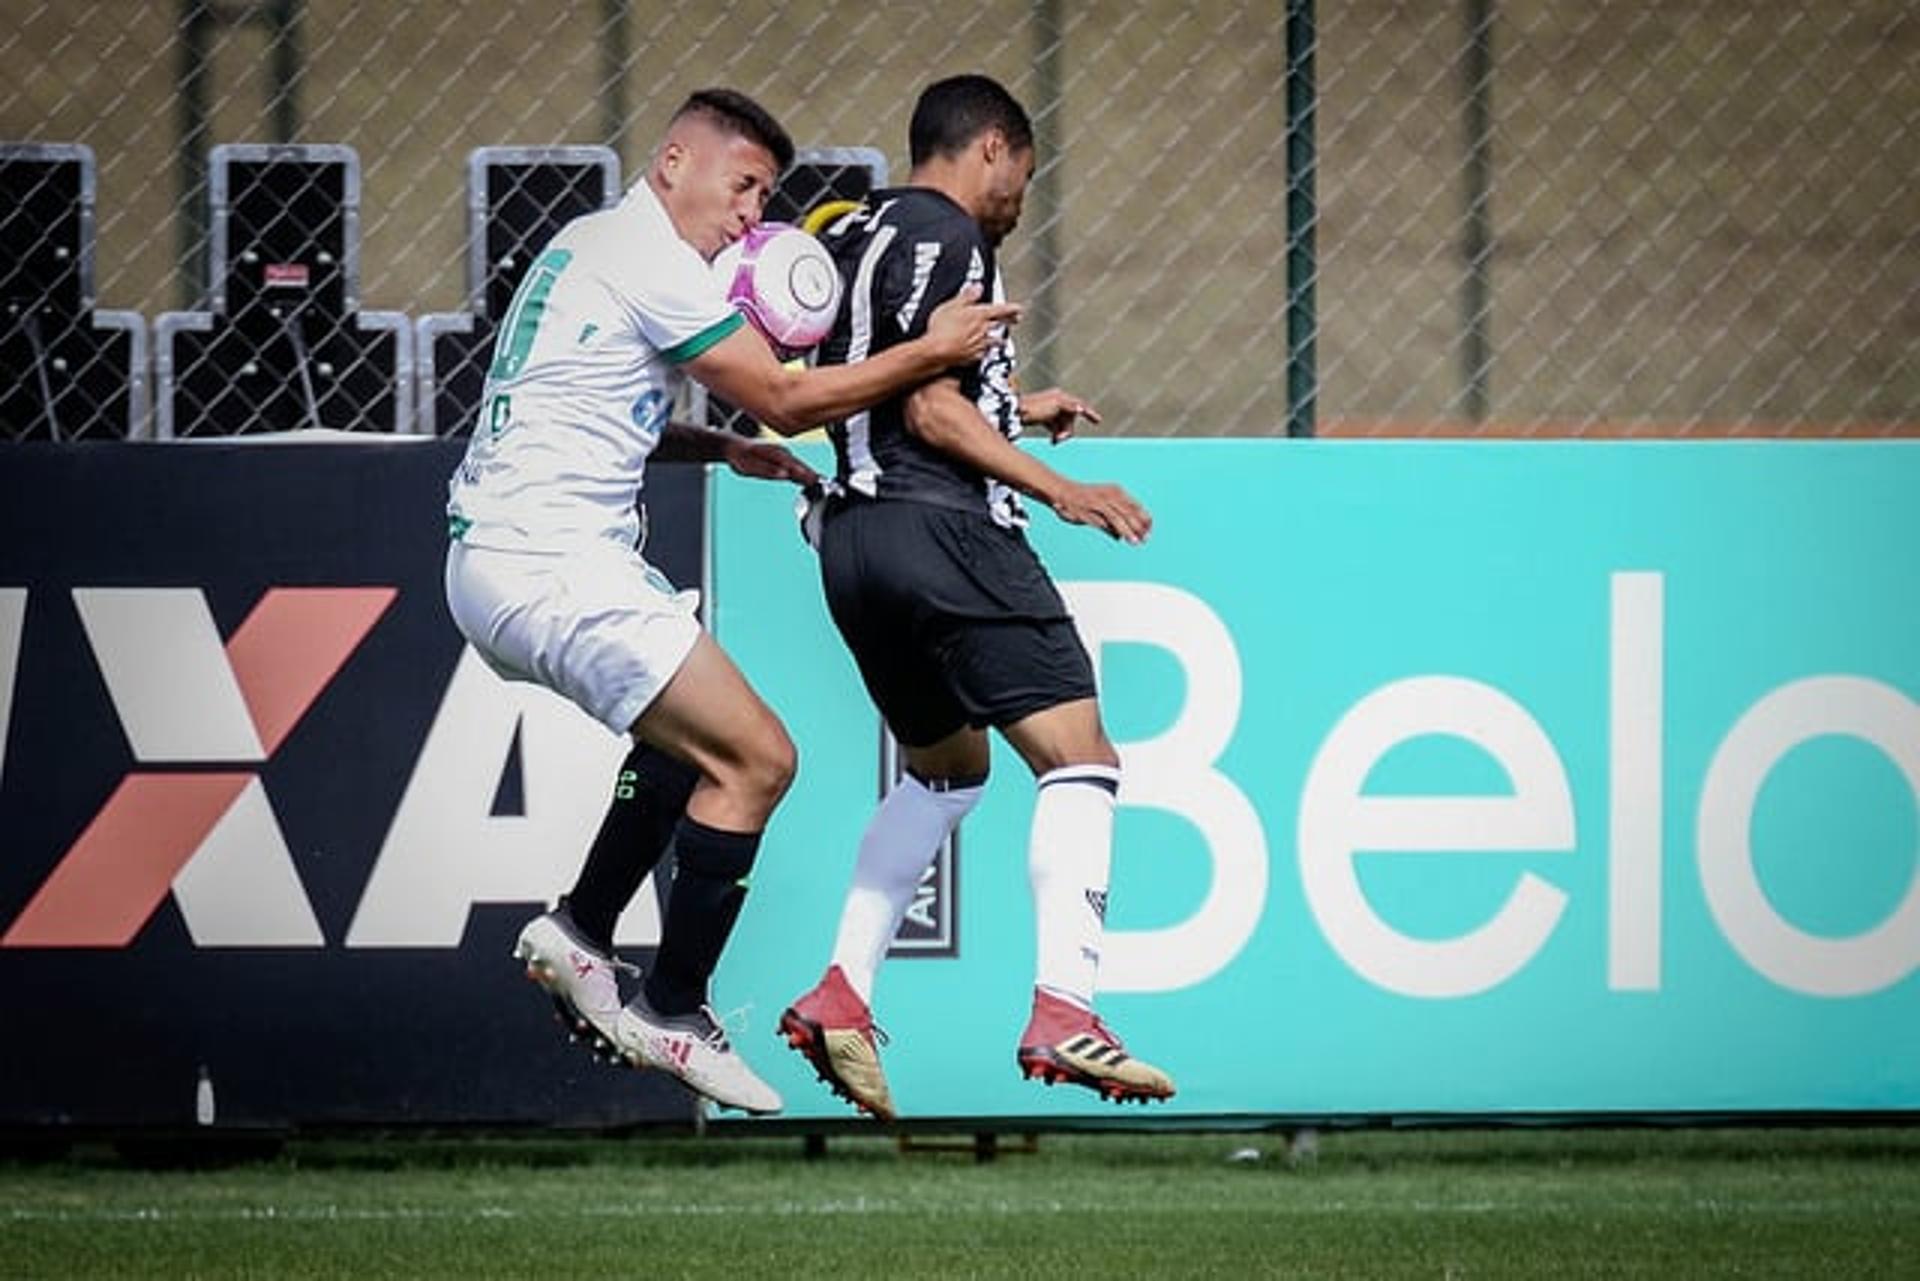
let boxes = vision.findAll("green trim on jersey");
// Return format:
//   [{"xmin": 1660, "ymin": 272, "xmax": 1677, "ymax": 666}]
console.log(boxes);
[
  {"xmin": 489, "ymin": 247, "xmax": 574, "ymax": 380},
  {"xmin": 448, "ymin": 514, "xmax": 472, "ymax": 540},
  {"xmin": 661, "ymin": 311, "xmax": 744, "ymax": 364}
]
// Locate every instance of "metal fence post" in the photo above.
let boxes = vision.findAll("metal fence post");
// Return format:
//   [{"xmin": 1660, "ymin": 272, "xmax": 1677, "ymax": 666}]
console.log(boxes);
[
  {"xmin": 1460, "ymin": 0, "xmax": 1495, "ymax": 424},
  {"xmin": 1286, "ymin": 0, "xmax": 1317, "ymax": 438}
]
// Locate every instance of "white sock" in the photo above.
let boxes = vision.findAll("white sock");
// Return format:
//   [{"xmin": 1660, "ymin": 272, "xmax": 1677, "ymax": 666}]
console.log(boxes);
[
  {"xmin": 830, "ymin": 772, "xmax": 982, "ymax": 1004},
  {"xmin": 1028, "ymin": 764, "xmax": 1120, "ymax": 1009}
]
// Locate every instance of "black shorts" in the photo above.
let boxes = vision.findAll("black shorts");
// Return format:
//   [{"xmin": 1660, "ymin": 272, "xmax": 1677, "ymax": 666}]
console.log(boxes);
[{"xmin": 817, "ymin": 498, "xmax": 1097, "ymax": 747}]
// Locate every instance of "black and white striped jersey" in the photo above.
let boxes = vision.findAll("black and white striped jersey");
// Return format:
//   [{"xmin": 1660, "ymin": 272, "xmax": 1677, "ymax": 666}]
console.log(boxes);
[{"xmin": 816, "ymin": 187, "xmax": 1026, "ymax": 528}]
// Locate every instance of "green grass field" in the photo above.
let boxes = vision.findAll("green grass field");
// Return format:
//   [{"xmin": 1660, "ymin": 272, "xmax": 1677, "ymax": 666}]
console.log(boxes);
[{"xmin": 4, "ymin": 1126, "xmax": 1917, "ymax": 1278}]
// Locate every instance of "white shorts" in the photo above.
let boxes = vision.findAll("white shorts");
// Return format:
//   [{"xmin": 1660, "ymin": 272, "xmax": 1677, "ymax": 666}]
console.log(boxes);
[{"xmin": 444, "ymin": 540, "xmax": 703, "ymax": 735}]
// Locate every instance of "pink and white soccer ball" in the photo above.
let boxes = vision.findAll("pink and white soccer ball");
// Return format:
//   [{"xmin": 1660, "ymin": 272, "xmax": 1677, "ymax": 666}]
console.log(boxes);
[{"xmin": 714, "ymin": 222, "xmax": 843, "ymax": 359}]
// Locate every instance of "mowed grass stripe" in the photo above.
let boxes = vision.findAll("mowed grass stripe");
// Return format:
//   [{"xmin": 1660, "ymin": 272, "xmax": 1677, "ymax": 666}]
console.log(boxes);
[
  {"xmin": 7, "ymin": 1191, "xmax": 1917, "ymax": 1223},
  {"xmin": 3, "ymin": 1129, "xmax": 1916, "ymax": 1278}
]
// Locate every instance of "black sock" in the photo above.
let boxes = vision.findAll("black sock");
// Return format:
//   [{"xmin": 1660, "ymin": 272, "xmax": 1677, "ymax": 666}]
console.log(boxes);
[
  {"xmin": 642, "ymin": 817, "xmax": 761, "ymax": 1017},
  {"xmin": 559, "ymin": 743, "xmax": 699, "ymax": 953}
]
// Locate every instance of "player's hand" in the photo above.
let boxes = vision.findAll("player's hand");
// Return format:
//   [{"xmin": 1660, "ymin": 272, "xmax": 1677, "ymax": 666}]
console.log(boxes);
[
  {"xmin": 723, "ymin": 436, "xmax": 820, "ymax": 487},
  {"xmin": 1019, "ymin": 388, "xmax": 1102, "ymax": 444},
  {"xmin": 1049, "ymin": 480, "xmax": 1151, "ymax": 545},
  {"xmin": 926, "ymin": 283, "xmax": 1023, "ymax": 364}
]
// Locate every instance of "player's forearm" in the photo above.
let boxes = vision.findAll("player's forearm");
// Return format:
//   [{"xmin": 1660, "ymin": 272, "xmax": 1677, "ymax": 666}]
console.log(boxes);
[
  {"xmin": 906, "ymin": 396, "xmax": 1069, "ymax": 509},
  {"xmin": 652, "ymin": 421, "xmax": 740, "ymax": 463},
  {"xmin": 761, "ymin": 341, "xmax": 959, "ymax": 436}
]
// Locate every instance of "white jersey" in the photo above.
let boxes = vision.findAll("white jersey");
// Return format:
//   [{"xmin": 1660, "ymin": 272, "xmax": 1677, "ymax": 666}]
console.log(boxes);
[{"xmin": 447, "ymin": 181, "xmax": 743, "ymax": 554}]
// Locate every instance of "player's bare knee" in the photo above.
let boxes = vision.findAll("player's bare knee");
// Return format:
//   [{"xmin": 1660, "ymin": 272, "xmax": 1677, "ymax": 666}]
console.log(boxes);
[
  {"xmin": 1016, "ymin": 729, "xmax": 1118, "ymax": 777},
  {"xmin": 766, "ymin": 732, "xmax": 798, "ymax": 802},
  {"xmin": 1085, "ymin": 739, "xmax": 1120, "ymax": 772},
  {"xmin": 741, "ymin": 724, "xmax": 797, "ymax": 811},
  {"xmin": 903, "ymin": 730, "xmax": 991, "ymax": 784}
]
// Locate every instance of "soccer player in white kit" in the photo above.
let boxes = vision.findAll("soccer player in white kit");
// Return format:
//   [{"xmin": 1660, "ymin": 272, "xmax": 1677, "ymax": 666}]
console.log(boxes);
[{"xmin": 444, "ymin": 89, "xmax": 1019, "ymax": 1113}]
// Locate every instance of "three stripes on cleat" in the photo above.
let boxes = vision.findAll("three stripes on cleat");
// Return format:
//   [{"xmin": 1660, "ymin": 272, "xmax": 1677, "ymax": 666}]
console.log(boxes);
[
  {"xmin": 1062, "ymin": 1033, "xmax": 1130, "ymax": 1068},
  {"xmin": 1017, "ymin": 1043, "xmax": 1172, "ymax": 1104}
]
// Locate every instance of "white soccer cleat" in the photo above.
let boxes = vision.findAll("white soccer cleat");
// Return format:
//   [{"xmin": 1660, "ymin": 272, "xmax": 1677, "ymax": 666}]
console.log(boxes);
[
  {"xmin": 614, "ymin": 991, "xmax": 784, "ymax": 1115},
  {"xmin": 512, "ymin": 909, "xmax": 629, "ymax": 1060}
]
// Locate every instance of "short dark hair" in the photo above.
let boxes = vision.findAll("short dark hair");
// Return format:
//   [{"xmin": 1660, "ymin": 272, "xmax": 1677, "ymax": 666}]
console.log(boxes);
[
  {"xmin": 672, "ymin": 88, "xmax": 795, "ymax": 172},
  {"xmin": 909, "ymin": 74, "xmax": 1033, "ymax": 166}
]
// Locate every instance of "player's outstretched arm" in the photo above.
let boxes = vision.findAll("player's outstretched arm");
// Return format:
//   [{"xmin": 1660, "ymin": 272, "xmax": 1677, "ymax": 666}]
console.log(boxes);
[
  {"xmin": 685, "ymin": 285, "xmax": 1021, "ymax": 436},
  {"xmin": 906, "ymin": 378, "xmax": 1151, "ymax": 545}
]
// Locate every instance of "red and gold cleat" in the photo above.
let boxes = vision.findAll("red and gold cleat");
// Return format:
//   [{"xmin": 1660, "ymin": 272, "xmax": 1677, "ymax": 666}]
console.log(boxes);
[
  {"xmin": 1016, "ymin": 989, "xmax": 1175, "ymax": 1104},
  {"xmin": 778, "ymin": 965, "xmax": 896, "ymax": 1121}
]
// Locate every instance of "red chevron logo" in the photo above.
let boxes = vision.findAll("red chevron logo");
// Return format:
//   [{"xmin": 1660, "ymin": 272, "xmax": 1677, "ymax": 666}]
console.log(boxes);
[{"xmin": 2, "ymin": 587, "xmax": 395, "ymax": 948}]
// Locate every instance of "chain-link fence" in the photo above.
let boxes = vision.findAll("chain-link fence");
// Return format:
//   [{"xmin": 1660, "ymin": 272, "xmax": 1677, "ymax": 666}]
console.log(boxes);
[
  {"xmin": 2, "ymin": 1, "xmax": 1915, "ymax": 441},
  {"xmin": 1318, "ymin": 0, "xmax": 1920, "ymax": 436}
]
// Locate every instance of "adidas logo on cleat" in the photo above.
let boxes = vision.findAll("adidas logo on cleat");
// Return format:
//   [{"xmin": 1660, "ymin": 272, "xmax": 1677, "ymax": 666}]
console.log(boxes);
[
  {"xmin": 1015, "ymin": 991, "xmax": 1176, "ymax": 1105},
  {"xmin": 1017, "ymin": 1041, "xmax": 1174, "ymax": 1103},
  {"xmin": 613, "ymin": 994, "xmax": 783, "ymax": 1114}
]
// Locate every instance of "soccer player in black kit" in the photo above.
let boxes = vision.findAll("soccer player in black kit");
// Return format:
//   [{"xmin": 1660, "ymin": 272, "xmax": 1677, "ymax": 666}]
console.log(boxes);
[{"xmin": 777, "ymin": 74, "xmax": 1176, "ymax": 1119}]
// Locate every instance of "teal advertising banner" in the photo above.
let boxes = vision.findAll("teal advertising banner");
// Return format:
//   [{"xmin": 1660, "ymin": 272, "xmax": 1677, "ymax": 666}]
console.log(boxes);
[{"xmin": 710, "ymin": 441, "xmax": 1920, "ymax": 1121}]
